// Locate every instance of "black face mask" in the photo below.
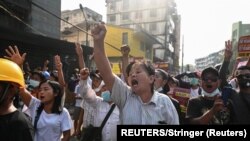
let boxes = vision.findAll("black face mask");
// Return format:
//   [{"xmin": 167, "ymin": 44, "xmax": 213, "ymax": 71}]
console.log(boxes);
[{"xmin": 237, "ymin": 74, "xmax": 250, "ymax": 89}]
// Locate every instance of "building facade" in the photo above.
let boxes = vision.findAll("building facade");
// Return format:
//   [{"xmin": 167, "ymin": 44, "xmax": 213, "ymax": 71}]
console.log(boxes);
[
  {"xmin": 106, "ymin": 0, "xmax": 181, "ymax": 73},
  {"xmin": 230, "ymin": 21, "xmax": 250, "ymax": 71},
  {"xmin": 61, "ymin": 7, "xmax": 102, "ymax": 46},
  {"xmin": 195, "ymin": 49, "xmax": 224, "ymax": 71},
  {"xmin": 0, "ymin": 0, "xmax": 61, "ymax": 39}
]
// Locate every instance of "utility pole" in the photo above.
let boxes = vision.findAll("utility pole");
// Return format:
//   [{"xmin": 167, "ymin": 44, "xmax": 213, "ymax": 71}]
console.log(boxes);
[
  {"xmin": 181, "ymin": 35, "xmax": 184, "ymax": 73},
  {"xmin": 79, "ymin": 4, "xmax": 88, "ymax": 46}
]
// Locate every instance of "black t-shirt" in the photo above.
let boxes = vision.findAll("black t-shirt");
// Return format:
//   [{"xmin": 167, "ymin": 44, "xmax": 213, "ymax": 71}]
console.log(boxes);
[
  {"xmin": 229, "ymin": 92, "xmax": 250, "ymax": 124},
  {"xmin": 186, "ymin": 96, "xmax": 231, "ymax": 124},
  {"xmin": 0, "ymin": 110, "xmax": 34, "ymax": 141}
]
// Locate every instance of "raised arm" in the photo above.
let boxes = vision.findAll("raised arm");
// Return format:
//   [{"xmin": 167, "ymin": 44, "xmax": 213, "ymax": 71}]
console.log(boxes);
[
  {"xmin": 4, "ymin": 45, "xmax": 26, "ymax": 70},
  {"xmin": 219, "ymin": 40, "xmax": 232, "ymax": 88},
  {"xmin": 54, "ymin": 55, "xmax": 66, "ymax": 87},
  {"xmin": 75, "ymin": 43, "xmax": 85, "ymax": 69},
  {"xmin": 4, "ymin": 45, "xmax": 32, "ymax": 106},
  {"xmin": 121, "ymin": 45, "xmax": 130, "ymax": 84},
  {"xmin": 91, "ymin": 23, "xmax": 115, "ymax": 91}
]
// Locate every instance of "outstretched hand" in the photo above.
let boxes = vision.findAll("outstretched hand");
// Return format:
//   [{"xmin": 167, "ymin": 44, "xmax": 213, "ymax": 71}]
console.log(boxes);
[
  {"xmin": 224, "ymin": 40, "xmax": 232, "ymax": 61},
  {"xmin": 54, "ymin": 55, "xmax": 63, "ymax": 71},
  {"xmin": 4, "ymin": 45, "xmax": 26, "ymax": 66},
  {"xmin": 75, "ymin": 42, "xmax": 83, "ymax": 56}
]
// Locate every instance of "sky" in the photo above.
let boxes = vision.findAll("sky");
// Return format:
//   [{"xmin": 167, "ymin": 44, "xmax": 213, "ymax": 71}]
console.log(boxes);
[{"xmin": 61, "ymin": 0, "xmax": 250, "ymax": 65}]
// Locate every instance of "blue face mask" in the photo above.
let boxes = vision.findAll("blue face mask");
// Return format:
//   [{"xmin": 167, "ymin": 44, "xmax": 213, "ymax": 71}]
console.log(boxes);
[
  {"xmin": 190, "ymin": 78, "xmax": 199, "ymax": 86},
  {"xmin": 101, "ymin": 91, "xmax": 111, "ymax": 102}
]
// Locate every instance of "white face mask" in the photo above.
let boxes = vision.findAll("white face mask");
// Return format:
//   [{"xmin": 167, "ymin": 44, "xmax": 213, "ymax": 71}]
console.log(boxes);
[
  {"xmin": 29, "ymin": 79, "xmax": 40, "ymax": 88},
  {"xmin": 202, "ymin": 88, "xmax": 221, "ymax": 97}
]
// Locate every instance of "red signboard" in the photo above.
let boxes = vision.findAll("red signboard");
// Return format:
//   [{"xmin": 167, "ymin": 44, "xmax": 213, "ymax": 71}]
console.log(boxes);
[
  {"xmin": 238, "ymin": 35, "xmax": 250, "ymax": 57},
  {"xmin": 172, "ymin": 87, "xmax": 190, "ymax": 113}
]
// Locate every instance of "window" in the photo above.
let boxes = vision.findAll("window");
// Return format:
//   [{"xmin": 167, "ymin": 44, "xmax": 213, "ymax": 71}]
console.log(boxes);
[
  {"xmin": 109, "ymin": 15, "xmax": 116, "ymax": 22},
  {"xmin": 122, "ymin": 13, "xmax": 129, "ymax": 20},
  {"xmin": 122, "ymin": 32, "xmax": 128, "ymax": 44},
  {"xmin": 150, "ymin": 9, "xmax": 157, "ymax": 17}
]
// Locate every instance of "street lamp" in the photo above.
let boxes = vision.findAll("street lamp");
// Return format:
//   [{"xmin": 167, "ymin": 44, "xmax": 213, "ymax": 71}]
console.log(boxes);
[{"xmin": 79, "ymin": 4, "xmax": 89, "ymax": 46}]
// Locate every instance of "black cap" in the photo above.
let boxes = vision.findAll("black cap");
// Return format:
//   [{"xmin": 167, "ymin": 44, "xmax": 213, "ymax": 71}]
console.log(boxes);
[
  {"xmin": 201, "ymin": 67, "xmax": 219, "ymax": 78},
  {"xmin": 90, "ymin": 71, "xmax": 102, "ymax": 80}
]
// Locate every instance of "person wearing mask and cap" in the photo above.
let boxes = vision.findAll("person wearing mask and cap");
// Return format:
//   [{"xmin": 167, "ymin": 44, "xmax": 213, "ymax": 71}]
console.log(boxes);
[{"xmin": 186, "ymin": 67, "xmax": 230, "ymax": 124}]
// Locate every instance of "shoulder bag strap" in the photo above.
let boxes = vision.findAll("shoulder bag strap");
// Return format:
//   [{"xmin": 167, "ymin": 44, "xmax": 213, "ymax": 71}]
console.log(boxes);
[
  {"xmin": 100, "ymin": 103, "xmax": 116, "ymax": 130},
  {"xmin": 34, "ymin": 108, "xmax": 42, "ymax": 131}
]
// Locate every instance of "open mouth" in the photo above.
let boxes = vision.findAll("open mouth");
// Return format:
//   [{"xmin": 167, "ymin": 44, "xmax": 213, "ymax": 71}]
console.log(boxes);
[
  {"xmin": 131, "ymin": 79, "xmax": 138, "ymax": 86},
  {"xmin": 40, "ymin": 96, "xmax": 45, "ymax": 100},
  {"xmin": 206, "ymin": 84, "xmax": 212, "ymax": 89}
]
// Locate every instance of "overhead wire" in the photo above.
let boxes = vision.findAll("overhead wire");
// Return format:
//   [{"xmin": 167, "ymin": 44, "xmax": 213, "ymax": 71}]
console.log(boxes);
[
  {"xmin": 29, "ymin": 1, "xmax": 125, "ymax": 54},
  {"xmin": 1, "ymin": 1, "xmax": 141, "ymax": 57}
]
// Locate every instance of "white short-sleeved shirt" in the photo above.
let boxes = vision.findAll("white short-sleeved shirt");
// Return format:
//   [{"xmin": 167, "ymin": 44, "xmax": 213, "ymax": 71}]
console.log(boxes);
[
  {"xmin": 29, "ymin": 97, "xmax": 73, "ymax": 141},
  {"xmin": 111, "ymin": 75, "xmax": 179, "ymax": 125},
  {"xmin": 74, "ymin": 84, "xmax": 83, "ymax": 107}
]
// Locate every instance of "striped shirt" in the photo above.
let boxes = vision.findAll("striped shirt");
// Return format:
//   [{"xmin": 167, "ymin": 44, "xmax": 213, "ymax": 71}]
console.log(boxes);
[{"xmin": 111, "ymin": 75, "xmax": 179, "ymax": 125}]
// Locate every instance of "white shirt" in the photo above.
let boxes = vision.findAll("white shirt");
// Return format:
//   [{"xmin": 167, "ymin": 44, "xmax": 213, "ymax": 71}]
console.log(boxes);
[
  {"xmin": 190, "ymin": 87, "xmax": 200, "ymax": 98},
  {"xmin": 74, "ymin": 84, "xmax": 83, "ymax": 107},
  {"xmin": 80, "ymin": 99, "xmax": 95, "ymax": 127},
  {"xmin": 80, "ymin": 79, "xmax": 120, "ymax": 141},
  {"xmin": 28, "ymin": 97, "xmax": 73, "ymax": 141},
  {"xmin": 79, "ymin": 79, "xmax": 95, "ymax": 127},
  {"xmin": 111, "ymin": 75, "xmax": 179, "ymax": 125}
]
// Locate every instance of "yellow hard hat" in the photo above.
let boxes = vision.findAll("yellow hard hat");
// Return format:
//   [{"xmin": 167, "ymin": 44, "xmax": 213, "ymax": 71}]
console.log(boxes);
[{"xmin": 0, "ymin": 58, "xmax": 25, "ymax": 87}]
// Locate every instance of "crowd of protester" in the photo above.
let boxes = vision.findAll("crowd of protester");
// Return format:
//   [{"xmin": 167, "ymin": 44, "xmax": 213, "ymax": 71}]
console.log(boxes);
[{"xmin": 0, "ymin": 23, "xmax": 250, "ymax": 141}]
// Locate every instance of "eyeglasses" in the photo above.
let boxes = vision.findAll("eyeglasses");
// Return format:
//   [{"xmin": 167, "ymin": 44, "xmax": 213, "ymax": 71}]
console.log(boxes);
[{"xmin": 202, "ymin": 77, "xmax": 218, "ymax": 82}]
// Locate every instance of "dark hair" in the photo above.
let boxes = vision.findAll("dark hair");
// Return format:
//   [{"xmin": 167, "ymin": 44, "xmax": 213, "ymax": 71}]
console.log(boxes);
[
  {"xmin": 31, "ymin": 71, "xmax": 46, "ymax": 82},
  {"xmin": 237, "ymin": 66, "xmax": 250, "ymax": 71},
  {"xmin": 156, "ymin": 69, "xmax": 169, "ymax": 80},
  {"xmin": 155, "ymin": 69, "xmax": 169, "ymax": 94},
  {"xmin": 201, "ymin": 67, "xmax": 219, "ymax": 78},
  {"xmin": 126, "ymin": 62, "xmax": 135, "ymax": 76},
  {"xmin": 37, "ymin": 80, "xmax": 63, "ymax": 114},
  {"xmin": 90, "ymin": 71, "xmax": 103, "ymax": 80}
]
